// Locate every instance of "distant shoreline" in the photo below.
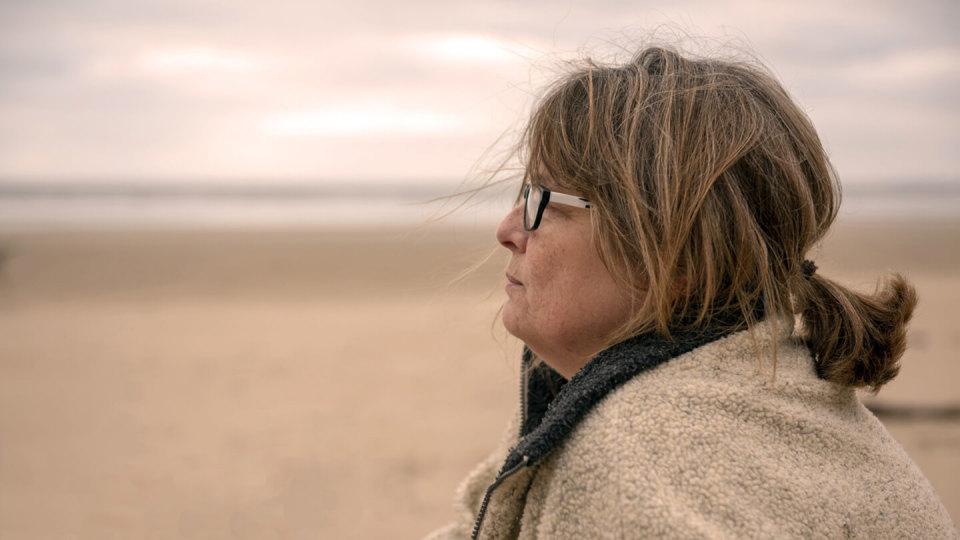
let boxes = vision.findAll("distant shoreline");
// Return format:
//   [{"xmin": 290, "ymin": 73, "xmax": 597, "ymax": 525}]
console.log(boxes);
[
  {"xmin": 1, "ymin": 177, "xmax": 959, "ymax": 198},
  {"xmin": 0, "ymin": 178, "xmax": 956, "ymax": 230}
]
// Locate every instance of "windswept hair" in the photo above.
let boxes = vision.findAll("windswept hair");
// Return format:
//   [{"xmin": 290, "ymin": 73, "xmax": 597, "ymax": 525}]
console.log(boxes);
[{"xmin": 442, "ymin": 44, "xmax": 917, "ymax": 393}]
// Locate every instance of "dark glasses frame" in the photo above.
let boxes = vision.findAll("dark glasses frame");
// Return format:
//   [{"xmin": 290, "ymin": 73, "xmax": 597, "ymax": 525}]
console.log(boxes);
[{"xmin": 522, "ymin": 182, "xmax": 592, "ymax": 231}]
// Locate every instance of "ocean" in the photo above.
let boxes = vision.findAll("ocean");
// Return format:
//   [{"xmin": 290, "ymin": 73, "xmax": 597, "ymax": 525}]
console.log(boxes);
[{"xmin": 0, "ymin": 179, "xmax": 957, "ymax": 230}]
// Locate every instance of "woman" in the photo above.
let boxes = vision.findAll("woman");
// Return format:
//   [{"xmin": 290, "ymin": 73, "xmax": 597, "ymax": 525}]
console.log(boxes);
[{"xmin": 425, "ymin": 46, "xmax": 956, "ymax": 539}]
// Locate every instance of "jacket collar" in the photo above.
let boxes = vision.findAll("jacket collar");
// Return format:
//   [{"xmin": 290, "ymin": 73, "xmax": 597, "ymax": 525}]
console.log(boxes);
[{"xmin": 510, "ymin": 300, "xmax": 766, "ymax": 470}]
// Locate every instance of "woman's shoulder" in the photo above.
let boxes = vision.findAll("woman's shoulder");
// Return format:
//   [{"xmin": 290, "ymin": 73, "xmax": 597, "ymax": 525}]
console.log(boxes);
[
  {"xmin": 596, "ymin": 318, "xmax": 843, "ymax": 416},
  {"xmin": 571, "ymin": 324, "xmax": 848, "ymax": 452},
  {"xmin": 619, "ymin": 317, "xmax": 855, "ymax": 413},
  {"xmin": 575, "ymin": 321, "xmax": 885, "ymax": 462},
  {"xmin": 545, "ymin": 324, "xmax": 956, "ymax": 538}
]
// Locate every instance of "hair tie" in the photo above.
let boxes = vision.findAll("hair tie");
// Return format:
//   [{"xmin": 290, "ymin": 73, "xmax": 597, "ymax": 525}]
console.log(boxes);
[{"xmin": 801, "ymin": 259, "xmax": 817, "ymax": 278}]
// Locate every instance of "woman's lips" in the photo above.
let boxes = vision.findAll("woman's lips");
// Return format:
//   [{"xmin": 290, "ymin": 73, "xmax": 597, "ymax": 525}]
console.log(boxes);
[{"xmin": 506, "ymin": 273, "xmax": 523, "ymax": 286}]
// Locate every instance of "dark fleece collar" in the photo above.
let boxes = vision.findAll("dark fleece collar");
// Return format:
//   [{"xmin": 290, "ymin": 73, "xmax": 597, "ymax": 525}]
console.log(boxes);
[{"xmin": 506, "ymin": 301, "xmax": 765, "ymax": 472}]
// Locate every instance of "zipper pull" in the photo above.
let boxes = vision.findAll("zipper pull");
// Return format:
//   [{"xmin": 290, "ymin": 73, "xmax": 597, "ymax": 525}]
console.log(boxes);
[{"xmin": 470, "ymin": 454, "xmax": 531, "ymax": 539}]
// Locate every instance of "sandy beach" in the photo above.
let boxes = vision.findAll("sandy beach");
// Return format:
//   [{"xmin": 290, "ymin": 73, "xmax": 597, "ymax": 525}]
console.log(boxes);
[{"xmin": 1, "ymin": 218, "xmax": 958, "ymax": 538}]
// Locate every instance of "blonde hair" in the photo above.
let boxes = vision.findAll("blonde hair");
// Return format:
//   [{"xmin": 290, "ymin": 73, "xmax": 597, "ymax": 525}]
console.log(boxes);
[{"xmin": 438, "ymin": 44, "xmax": 916, "ymax": 393}]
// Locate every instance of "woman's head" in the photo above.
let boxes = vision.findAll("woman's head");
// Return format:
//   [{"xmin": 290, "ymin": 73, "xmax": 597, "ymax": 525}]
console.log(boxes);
[{"xmin": 485, "ymin": 44, "xmax": 916, "ymax": 391}]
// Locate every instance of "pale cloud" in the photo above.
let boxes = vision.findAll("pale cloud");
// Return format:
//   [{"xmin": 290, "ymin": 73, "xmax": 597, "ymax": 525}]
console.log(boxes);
[
  {"xmin": 403, "ymin": 33, "xmax": 545, "ymax": 65},
  {"xmin": 843, "ymin": 48, "xmax": 960, "ymax": 86},
  {"xmin": 263, "ymin": 104, "xmax": 472, "ymax": 137},
  {"xmin": 137, "ymin": 46, "xmax": 263, "ymax": 75},
  {"xmin": 78, "ymin": 45, "xmax": 273, "ymax": 95}
]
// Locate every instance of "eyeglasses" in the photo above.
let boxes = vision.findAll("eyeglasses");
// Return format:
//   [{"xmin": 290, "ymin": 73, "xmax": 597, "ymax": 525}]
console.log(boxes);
[{"xmin": 522, "ymin": 182, "xmax": 592, "ymax": 231}]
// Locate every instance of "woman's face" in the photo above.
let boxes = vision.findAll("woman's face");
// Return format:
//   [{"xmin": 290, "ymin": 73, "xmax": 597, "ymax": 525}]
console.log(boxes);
[{"xmin": 496, "ymin": 176, "xmax": 634, "ymax": 379}]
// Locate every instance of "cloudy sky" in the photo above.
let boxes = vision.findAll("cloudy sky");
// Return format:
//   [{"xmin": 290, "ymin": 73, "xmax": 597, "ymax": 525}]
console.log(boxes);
[{"xmin": 0, "ymin": 0, "xmax": 957, "ymax": 185}]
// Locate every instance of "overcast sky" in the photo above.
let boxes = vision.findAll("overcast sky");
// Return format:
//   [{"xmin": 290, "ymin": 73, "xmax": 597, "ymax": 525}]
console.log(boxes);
[{"xmin": 0, "ymin": 0, "xmax": 957, "ymax": 185}]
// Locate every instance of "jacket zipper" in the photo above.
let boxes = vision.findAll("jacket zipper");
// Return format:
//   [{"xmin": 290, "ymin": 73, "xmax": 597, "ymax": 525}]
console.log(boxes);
[
  {"xmin": 469, "ymin": 357, "xmax": 531, "ymax": 539},
  {"xmin": 469, "ymin": 454, "xmax": 530, "ymax": 540}
]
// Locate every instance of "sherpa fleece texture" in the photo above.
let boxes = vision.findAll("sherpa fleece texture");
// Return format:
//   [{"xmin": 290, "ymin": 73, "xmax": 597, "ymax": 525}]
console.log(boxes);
[{"xmin": 423, "ymin": 315, "xmax": 957, "ymax": 539}]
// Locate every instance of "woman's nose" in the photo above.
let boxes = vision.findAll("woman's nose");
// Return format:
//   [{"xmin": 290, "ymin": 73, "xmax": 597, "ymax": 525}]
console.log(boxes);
[{"xmin": 496, "ymin": 204, "xmax": 527, "ymax": 253}]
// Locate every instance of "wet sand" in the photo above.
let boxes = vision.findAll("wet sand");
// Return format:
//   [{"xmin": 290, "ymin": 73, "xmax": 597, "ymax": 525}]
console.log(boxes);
[{"xmin": 0, "ymin": 218, "xmax": 957, "ymax": 537}]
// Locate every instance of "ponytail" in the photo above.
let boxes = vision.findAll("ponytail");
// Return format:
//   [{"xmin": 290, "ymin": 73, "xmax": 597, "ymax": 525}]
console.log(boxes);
[{"xmin": 797, "ymin": 267, "xmax": 918, "ymax": 394}]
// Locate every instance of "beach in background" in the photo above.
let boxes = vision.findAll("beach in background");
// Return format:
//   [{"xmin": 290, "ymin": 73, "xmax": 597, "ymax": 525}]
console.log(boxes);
[{"xmin": 0, "ymin": 214, "xmax": 958, "ymax": 538}]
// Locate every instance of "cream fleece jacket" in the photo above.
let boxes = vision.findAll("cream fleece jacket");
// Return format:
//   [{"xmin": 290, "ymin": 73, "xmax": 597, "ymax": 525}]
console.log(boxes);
[{"xmin": 424, "ymin": 314, "xmax": 956, "ymax": 539}]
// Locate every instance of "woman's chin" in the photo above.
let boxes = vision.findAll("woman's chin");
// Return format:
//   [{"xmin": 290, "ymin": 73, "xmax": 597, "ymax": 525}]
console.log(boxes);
[{"xmin": 500, "ymin": 305, "xmax": 523, "ymax": 338}]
